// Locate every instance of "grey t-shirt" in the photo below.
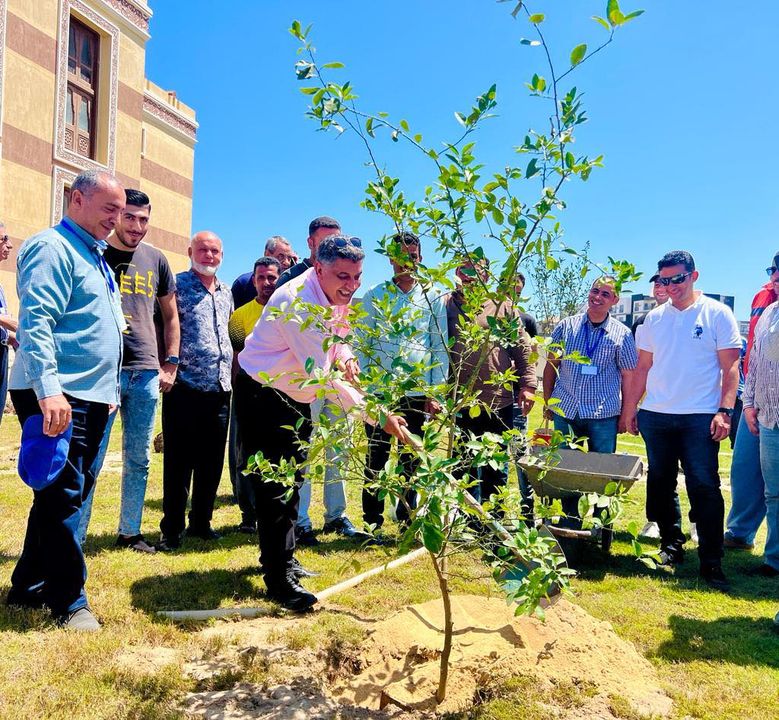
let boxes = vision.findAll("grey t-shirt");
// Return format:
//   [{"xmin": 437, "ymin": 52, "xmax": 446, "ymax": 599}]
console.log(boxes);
[{"xmin": 104, "ymin": 242, "xmax": 175, "ymax": 370}]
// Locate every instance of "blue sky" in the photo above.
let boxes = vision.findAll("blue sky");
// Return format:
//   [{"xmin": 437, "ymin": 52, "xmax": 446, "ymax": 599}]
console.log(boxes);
[{"xmin": 144, "ymin": 1, "xmax": 779, "ymax": 320}]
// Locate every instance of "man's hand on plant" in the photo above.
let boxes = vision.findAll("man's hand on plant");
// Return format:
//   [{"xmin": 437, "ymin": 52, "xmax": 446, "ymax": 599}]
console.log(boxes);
[
  {"xmin": 424, "ymin": 398, "xmax": 442, "ymax": 416},
  {"xmin": 382, "ymin": 412, "xmax": 409, "ymax": 442},
  {"xmin": 744, "ymin": 406, "xmax": 759, "ymax": 436},
  {"xmin": 38, "ymin": 394, "xmax": 72, "ymax": 437},
  {"xmin": 517, "ymin": 389, "xmax": 535, "ymax": 416}
]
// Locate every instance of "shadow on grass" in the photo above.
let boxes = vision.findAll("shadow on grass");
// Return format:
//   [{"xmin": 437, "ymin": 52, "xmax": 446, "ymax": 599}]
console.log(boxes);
[
  {"xmin": 129, "ymin": 566, "xmax": 262, "ymax": 617},
  {"xmin": 142, "ymin": 492, "xmax": 237, "ymax": 513},
  {"xmin": 562, "ymin": 528, "xmax": 779, "ymax": 602},
  {"xmin": 653, "ymin": 614, "xmax": 779, "ymax": 668}
]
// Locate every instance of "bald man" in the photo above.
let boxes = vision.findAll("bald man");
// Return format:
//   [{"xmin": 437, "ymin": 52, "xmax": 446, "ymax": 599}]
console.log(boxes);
[{"xmin": 158, "ymin": 232, "xmax": 234, "ymax": 550}]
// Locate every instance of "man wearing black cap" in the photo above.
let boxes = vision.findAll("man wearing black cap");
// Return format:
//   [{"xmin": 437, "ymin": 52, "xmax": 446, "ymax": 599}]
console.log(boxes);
[{"xmin": 724, "ymin": 254, "xmax": 779, "ymax": 555}]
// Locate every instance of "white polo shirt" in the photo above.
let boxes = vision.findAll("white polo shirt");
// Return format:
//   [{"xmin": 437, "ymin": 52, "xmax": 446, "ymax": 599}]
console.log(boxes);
[{"xmin": 637, "ymin": 293, "xmax": 741, "ymax": 414}]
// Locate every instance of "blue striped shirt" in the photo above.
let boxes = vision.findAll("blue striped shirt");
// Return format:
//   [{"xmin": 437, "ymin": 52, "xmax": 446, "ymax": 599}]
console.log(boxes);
[
  {"xmin": 550, "ymin": 313, "xmax": 637, "ymax": 419},
  {"xmin": 9, "ymin": 220, "xmax": 125, "ymax": 404}
]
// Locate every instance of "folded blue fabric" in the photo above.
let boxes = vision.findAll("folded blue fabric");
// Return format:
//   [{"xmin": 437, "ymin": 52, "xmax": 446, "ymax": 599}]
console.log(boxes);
[{"xmin": 18, "ymin": 415, "xmax": 72, "ymax": 491}]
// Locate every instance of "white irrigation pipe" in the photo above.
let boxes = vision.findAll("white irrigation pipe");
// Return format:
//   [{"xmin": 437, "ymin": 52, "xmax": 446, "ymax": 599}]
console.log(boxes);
[{"xmin": 157, "ymin": 546, "xmax": 429, "ymax": 621}]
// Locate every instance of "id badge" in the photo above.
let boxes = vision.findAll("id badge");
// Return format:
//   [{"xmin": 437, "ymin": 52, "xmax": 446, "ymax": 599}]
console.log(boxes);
[{"xmin": 581, "ymin": 364, "xmax": 598, "ymax": 376}]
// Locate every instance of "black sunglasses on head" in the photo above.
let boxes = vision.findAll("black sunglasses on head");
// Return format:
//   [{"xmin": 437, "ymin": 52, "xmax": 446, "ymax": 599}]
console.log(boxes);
[
  {"xmin": 656, "ymin": 271, "xmax": 693, "ymax": 287},
  {"xmin": 332, "ymin": 236, "xmax": 362, "ymax": 248}
]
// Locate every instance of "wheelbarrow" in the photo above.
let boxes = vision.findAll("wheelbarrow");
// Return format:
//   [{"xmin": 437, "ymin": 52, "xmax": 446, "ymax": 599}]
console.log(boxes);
[{"xmin": 518, "ymin": 444, "xmax": 643, "ymax": 554}]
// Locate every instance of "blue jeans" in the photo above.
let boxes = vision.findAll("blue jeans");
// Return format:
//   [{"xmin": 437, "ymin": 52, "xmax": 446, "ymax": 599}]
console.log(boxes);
[
  {"xmin": 725, "ymin": 413, "xmax": 765, "ymax": 544},
  {"xmin": 297, "ymin": 397, "xmax": 347, "ymax": 530},
  {"xmin": 758, "ymin": 423, "xmax": 779, "ymax": 570},
  {"xmin": 552, "ymin": 414, "xmax": 618, "ymax": 453},
  {"xmin": 639, "ymin": 410, "xmax": 724, "ymax": 566},
  {"xmin": 80, "ymin": 369, "xmax": 159, "ymax": 542},
  {"xmin": 10, "ymin": 389, "xmax": 108, "ymax": 617}
]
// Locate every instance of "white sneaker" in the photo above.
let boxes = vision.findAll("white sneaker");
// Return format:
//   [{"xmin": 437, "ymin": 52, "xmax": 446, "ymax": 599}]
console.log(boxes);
[
  {"xmin": 639, "ymin": 522, "xmax": 660, "ymax": 540},
  {"xmin": 689, "ymin": 522, "xmax": 699, "ymax": 544}
]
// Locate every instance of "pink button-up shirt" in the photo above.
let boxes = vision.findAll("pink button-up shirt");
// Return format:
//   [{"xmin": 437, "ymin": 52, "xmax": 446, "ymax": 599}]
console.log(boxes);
[{"xmin": 238, "ymin": 267, "xmax": 364, "ymax": 412}]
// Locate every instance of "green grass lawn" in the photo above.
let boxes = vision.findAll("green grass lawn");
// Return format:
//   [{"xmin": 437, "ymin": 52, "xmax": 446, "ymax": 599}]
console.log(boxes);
[{"xmin": 0, "ymin": 405, "xmax": 776, "ymax": 720}]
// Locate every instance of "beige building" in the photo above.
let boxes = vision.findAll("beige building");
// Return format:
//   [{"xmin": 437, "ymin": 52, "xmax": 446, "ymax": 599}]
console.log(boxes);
[{"xmin": 0, "ymin": 0, "xmax": 197, "ymax": 314}]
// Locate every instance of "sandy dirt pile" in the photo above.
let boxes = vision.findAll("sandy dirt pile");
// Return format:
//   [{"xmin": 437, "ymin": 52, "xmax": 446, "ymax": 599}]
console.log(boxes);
[
  {"xmin": 333, "ymin": 595, "xmax": 673, "ymax": 717},
  {"xmin": 116, "ymin": 594, "xmax": 672, "ymax": 719}
]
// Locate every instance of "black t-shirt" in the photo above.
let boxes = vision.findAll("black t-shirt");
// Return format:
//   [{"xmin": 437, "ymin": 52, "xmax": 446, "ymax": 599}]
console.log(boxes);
[
  {"xmin": 519, "ymin": 311, "xmax": 538, "ymax": 338},
  {"xmin": 104, "ymin": 243, "xmax": 175, "ymax": 369}
]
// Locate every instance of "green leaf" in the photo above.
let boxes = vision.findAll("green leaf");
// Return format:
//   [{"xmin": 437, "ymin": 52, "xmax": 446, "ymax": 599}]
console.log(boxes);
[
  {"xmin": 526, "ymin": 157, "xmax": 539, "ymax": 178},
  {"xmin": 321, "ymin": 61, "xmax": 345, "ymax": 69},
  {"xmin": 519, "ymin": 38, "xmax": 541, "ymax": 46},
  {"xmin": 604, "ymin": 481, "xmax": 618, "ymax": 495},
  {"xmin": 565, "ymin": 151, "xmax": 575, "ymax": 168},
  {"xmin": 607, "ymin": 0, "xmax": 625, "ymax": 26},
  {"xmin": 528, "ymin": 13, "xmax": 545, "ymax": 23},
  {"xmin": 365, "ymin": 117, "xmax": 375, "ymax": 138},
  {"xmin": 570, "ymin": 43, "xmax": 587, "ymax": 66},
  {"xmin": 422, "ymin": 522, "xmax": 444, "ymax": 554},
  {"xmin": 468, "ymin": 405, "xmax": 482, "ymax": 419},
  {"xmin": 454, "ymin": 111, "xmax": 467, "ymax": 127},
  {"xmin": 623, "ymin": 9, "xmax": 645, "ymax": 22},
  {"xmin": 304, "ymin": 357, "xmax": 315, "ymax": 374},
  {"xmin": 400, "ymin": 119, "xmax": 410, "ymax": 131},
  {"xmin": 391, "ymin": 129, "xmax": 399, "ymax": 142},
  {"xmin": 592, "ymin": 15, "xmax": 611, "ymax": 30},
  {"xmin": 299, "ymin": 87, "xmax": 318, "ymax": 95}
]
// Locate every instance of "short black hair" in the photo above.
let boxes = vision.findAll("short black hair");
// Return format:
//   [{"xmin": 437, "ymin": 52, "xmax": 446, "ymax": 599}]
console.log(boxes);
[
  {"xmin": 391, "ymin": 230, "xmax": 420, "ymax": 247},
  {"xmin": 125, "ymin": 189, "xmax": 151, "ymax": 211},
  {"xmin": 308, "ymin": 216, "xmax": 340, "ymax": 236},
  {"xmin": 657, "ymin": 250, "xmax": 695, "ymax": 273},
  {"xmin": 516, "ymin": 270, "xmax": 526, "ymax": 286},
  {"xmin": 253, "ymin": 256, "xmax": 281, "ymax": 273}
]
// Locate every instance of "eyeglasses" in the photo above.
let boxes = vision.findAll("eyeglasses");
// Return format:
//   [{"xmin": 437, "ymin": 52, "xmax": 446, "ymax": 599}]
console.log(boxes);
[
  {"xmin": 656, "ymin": 271, "xmax": 693, "ymax": 287},
  {"xmin": 765, "ymin": 266, "xmax": 779, "ymax": 277},
  {"xmin": 333, "ymin": 236, "xmax": 362, "ymax": 248}
]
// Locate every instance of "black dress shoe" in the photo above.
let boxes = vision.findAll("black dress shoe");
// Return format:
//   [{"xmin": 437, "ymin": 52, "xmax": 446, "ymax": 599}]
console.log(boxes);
[
  {"xmin": 290, "ymin": 557, "xmax": 319, "ymax": 578},
  {"xmin": 749, "ymin": 563, "xmax": 779, "ymax": 578},
  {"xmin": 295, "ymin": 526, "xmax": 320, "ymax": 546},
  {"xmin": 266, "ymin": 571, "xmax": 318, "ymax": 612},
  {"xmin": 186, "ymin": 526, "xmax": 222, "ymax": 541},
  {"xmin": 700, "ymin": 564, "xmax": 731, "ymax": 592},
  {"xmin": 156, "ymin": 535, "xmax": 182, "ymax": 552}
]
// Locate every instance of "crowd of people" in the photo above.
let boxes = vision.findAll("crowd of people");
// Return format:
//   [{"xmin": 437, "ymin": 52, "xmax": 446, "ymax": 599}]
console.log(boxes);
[{"xmin": 0, "ymin": 169, "xmax": 776, "ymax": 631}]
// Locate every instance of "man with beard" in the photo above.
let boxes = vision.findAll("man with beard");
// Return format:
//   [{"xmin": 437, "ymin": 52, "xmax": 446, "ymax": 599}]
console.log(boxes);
[
  {"xmin": 158, "ymin": 232, "xmax": 233, "ymax": 550},
  {"xmin": 78, "ymin": 190, "xmax": 179, "ymax": 552}
]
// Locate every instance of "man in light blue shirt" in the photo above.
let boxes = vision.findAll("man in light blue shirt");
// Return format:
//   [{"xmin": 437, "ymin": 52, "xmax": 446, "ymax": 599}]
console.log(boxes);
[
  {"xmin": 7, "ymin": 170, "xmax": 125, "ymax": 631},
  {"xmin": 356, "ymin": 231, "xmax": 449, "ymax": 529}
]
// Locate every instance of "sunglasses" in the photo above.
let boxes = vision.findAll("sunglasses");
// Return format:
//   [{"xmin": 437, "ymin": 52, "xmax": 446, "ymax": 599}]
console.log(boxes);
[
  {"xmin": 333, "ymin": 236, "xmax": 362, "ymax": 248},
  {"xmin": 765, "ymin": 266, "xmax": 779, "ymax": 277},
  {"xmin": 656, "ymin": 271, "xmax": 693, "ymax": 287}
]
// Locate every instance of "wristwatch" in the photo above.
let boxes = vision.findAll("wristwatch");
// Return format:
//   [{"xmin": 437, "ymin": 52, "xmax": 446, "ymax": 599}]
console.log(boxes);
[
  {"xmin": 164, "ymin": 355, "xmax": 180, "ymax": 366},
  {"xmin": 717, "ymin": 407, "xmax": 734, "ymax": 417}
]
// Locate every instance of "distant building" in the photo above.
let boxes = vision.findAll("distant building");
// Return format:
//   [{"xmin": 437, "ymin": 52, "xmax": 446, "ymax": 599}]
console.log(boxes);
[
  {"xmin": 0, "ymin": 0, "xmax": 197, "ymax": 314},
  {"xmin": 738, "ymin": 319, "xmax": 750, "ymax": 337},
  {"xmin": 611, "ymin": 291, "xmax": 736, "ymax": 328}
]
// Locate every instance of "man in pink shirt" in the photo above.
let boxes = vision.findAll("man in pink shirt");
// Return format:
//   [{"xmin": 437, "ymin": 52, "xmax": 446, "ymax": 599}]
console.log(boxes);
[{"xmin": 238, "ymin": 235, "xmax": 407, "ymax": 610}]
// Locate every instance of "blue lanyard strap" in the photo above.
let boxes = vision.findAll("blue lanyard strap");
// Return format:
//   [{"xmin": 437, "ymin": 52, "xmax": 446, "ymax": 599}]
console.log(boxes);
[
  {"xmin": 583, "ymin": 320, "xmax": 605, "ymax": 359},
  {"xmin": 60, "ymin": 218, "xmax": 116, "ymax": 294}
]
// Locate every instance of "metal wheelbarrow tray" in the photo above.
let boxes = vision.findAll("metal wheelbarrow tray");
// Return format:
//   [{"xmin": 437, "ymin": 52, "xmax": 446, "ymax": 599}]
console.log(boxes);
[{"xmin": 518, "ymin": 447, "xmax": 644, "ymax": 553}]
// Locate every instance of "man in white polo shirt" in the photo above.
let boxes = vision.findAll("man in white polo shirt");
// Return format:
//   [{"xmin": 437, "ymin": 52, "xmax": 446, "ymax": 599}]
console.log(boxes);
[{"xmin": 623, "ymin": 250, "xmax": 741, "ymax": 591}]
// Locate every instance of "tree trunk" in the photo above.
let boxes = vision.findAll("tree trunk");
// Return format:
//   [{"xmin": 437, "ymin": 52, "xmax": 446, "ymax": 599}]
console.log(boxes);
[{"xmin": 430, "ymin": 550, "xmax": 453, "ymax": 704}]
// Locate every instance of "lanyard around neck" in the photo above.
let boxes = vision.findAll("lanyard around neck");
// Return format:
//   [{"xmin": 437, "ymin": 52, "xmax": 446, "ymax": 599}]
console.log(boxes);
[
  {"xmin": 60, "ymin": 219, "xmax": 116, "ymax": 295},
  {"xmin": 583, "ymin": 320, "xmax": 605, "ymax": 358}
]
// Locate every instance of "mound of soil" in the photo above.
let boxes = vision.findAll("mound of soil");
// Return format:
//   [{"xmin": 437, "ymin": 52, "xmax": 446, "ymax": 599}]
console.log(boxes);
[{"xmin": 333, "ymin": 595, "xmax": 672, "ymax": 716}]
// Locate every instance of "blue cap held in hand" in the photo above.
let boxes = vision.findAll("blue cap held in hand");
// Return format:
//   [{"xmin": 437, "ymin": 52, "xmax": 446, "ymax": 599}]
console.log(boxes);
[{"xmin": 18, "ymin": 415, "xmax": 72, "ymax": 491}]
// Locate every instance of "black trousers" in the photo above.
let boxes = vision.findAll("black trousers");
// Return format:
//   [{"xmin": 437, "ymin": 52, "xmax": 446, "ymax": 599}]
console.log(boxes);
[
  {"xmin": 234, "ymin": 373, "xmax": 311, "ymax": 584},
  {"xmin": 160, "ymin": 381, "xmax": 230, "ymax": 538},
  {"xmin": 456, "ymin": 403, "xmax": 514, "ymax": 502},
  {"xmin": 9, "ymin": 389, "xmax": 108, "ymax": 617},
  {"xmin": 363, "ymin": 395, "xmax": 427, "ymax": 528}
]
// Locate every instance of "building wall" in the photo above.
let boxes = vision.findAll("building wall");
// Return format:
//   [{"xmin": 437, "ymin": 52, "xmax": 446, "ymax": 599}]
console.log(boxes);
[{"xmin": 0, "ymin": 0, "xmax": 197, "ymax": 313}]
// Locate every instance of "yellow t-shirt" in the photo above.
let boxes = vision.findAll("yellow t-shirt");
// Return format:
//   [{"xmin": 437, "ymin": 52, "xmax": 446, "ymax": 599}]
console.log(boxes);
[{"xmin": 228, "ymin": 300, "xmax": 264, "ymax": 352}]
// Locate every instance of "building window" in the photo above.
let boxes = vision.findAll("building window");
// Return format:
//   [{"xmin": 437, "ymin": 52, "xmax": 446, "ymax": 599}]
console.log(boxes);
[{"xmin": 65, "ymin": 18, "xmax": 99, "ymax": 159}]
